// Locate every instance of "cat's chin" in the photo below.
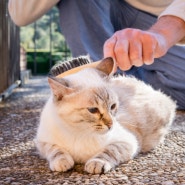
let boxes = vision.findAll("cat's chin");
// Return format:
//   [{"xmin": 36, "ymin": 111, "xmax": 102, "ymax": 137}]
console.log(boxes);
[{"xmin": 95, "ymin": 128, "xmax": 112, "ymax": 135}]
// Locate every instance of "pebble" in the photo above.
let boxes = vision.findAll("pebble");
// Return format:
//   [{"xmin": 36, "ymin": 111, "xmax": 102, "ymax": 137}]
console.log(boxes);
[
  {"xmin": 114, "ymin": 174, "xmax": 128, "ymax": 181},
  {"xmin": 11, "ymin": 183, "xmax": 22, "ymax": 185},
  {"xmin": 162, "ymin": 181, "xmax": 175, "ymax": 185},
  {"xmin": 150, "ymin": 172, "xmax": 158, "ymax": 176},
  {"xmin": 178, "ymin": 172, "xmax": 185, "ymax": 177}
]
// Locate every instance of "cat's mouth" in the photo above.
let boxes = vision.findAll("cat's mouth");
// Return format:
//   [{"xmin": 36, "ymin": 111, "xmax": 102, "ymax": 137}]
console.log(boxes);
[{"xmin": 94, "ymin": 124, "xmax": 112, "ymax": 134}]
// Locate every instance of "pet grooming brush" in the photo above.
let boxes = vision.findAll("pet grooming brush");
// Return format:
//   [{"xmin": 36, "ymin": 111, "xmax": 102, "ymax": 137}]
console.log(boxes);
[{"xmin": 49, "ymin": 56, "xmax": 101, "ymax": 78}]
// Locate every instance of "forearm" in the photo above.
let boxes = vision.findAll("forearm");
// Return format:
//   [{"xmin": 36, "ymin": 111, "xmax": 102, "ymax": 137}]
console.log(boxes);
[
  {"xmin": 149, "ymin": 15, "xmax": 185, "ymax": 48},
  {"xmin": 104, "ymin": 15, "xmax": 185, "ymax": 70},
  {"xmin": 8, "ymin": 0, "xmax": 60, "ymax": 26}
]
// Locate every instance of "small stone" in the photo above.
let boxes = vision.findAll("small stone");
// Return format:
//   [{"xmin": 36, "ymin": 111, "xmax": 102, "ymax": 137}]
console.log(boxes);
[
  {"xmin": 11, "ymin": 183, "xmax": 22, "ymax": 185},
  {"xmin": 150, "ymin": 173, "xmax": 158, "ymax": 176},
  {"xmin": 178, "ymin": 172, "xmax": 185, "ymax": 177},
  {"xmin": 5, "ymin": 177, "xmax": 14, "ymax": 183},
  {"xmin": 114, "ymin": 174, "xmax": 128, "ymax": 181},
  {"xmin": 130, "ymin": 177, "xmax": 140, "ymax": 183},
  {"xmin": 162, "ymin": 181, "xmax": 175, "ymax": 185},
  {"xmin": 157, "ymin": 169, "xmax": 164, "ymax": 174},
  {"xmin": 111, "ymin": 180, "xmax": 119, "ymax": 185},
  {"xmin": 98, "ymin": 182, "xmax": 104, "ymax": 185},
  {"xmin": 84, "ymin": 179, "xmax": 90, "ymax": 184},
  {"xmin": 62, "ymin": 182, "xmax": 68, "ymax": 185}
]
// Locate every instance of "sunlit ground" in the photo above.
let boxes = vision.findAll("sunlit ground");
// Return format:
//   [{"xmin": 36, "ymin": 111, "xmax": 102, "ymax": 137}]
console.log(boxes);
[{"xmin": 0, "ymin": 76, "xmax": 185, "ymax": 184}]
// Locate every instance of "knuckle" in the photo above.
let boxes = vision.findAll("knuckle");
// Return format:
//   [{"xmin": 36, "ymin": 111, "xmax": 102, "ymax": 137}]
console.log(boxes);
[
  {"xmin": 115, "ymin": 44, "xmax": 124, "ymax": 53},
  {"xmin": 114, "ymin": 30, "xmax": 121, "ymax": 35},
  {"xmin": 115, "ymin": 40, "xmax": 129, "ymax": 54},
  {"xmin": 122, "ymin": 28, "xmax": 131, "ymax": 35},
  {"xmin": 104, "ymin": 39, "xmax": 113, "ymax": 49},
  {"xmin": 133, "ymin": 29, "xmax": 142, "ymax": 37}
]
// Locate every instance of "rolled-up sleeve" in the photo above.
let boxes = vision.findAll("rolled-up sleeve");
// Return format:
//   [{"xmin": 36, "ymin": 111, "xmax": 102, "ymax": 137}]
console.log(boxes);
[
  {"xmin": 8, "ymin": 0, "xmax": 60, "ymax": 26},
  {"xmin": 159, "ymin": 0, "xmax": 185, "ymax": 44}
]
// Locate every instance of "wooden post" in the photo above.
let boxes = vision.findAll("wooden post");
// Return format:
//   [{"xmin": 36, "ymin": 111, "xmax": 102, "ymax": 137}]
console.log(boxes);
[{"xmin": 0, "ymin": 0, "xmax": 20, "ymax": 98}]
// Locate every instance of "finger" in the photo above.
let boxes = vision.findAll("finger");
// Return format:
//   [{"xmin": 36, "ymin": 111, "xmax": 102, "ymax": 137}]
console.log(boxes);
[
  {"xmin": 129, "ymin": 40, "xmax": 143, "ymax": 67},
  {"xmin": 103, "ymin": 37, "xmax": 118, "ymax": 73},
  {"xmin": 141, "ymin": 34, "xmax": 156, "ymax": 65},
  {"xmin": 114, "ymin": 39, "xmax": 131, "ymax": 71},
  {"xmin": 103, "ymin": 37, "xmax": 116, "ymax": 59}
]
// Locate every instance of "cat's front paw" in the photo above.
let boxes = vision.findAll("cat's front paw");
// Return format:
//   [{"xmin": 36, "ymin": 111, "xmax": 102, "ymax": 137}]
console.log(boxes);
[
  {"xmin": 49, "ymin": 153, "xmax": 74, "ymax": 172},
  {"xmin": 84, "ymin": 158, "xmax": 112, "ymax": 174}
]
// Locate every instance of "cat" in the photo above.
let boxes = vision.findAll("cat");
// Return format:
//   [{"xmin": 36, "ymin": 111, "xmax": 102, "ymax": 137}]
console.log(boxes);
[{"xmin": 35, "ymin": 57, "xmax": 176, "ymax": 174}]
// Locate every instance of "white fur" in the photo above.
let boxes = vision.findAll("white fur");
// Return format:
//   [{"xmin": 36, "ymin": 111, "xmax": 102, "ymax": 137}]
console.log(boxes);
[
  {"xmin": 36, "ymin": 97, "xmax": 138, "ymax": 163},
  {"xmin": 35, "ymin": 60, "xmax": 176, "ymax": 173}
]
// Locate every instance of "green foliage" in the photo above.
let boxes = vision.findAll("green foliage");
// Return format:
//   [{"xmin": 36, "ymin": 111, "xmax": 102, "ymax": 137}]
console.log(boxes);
[
  {"xmin": 20, "ymin": 6, "xmax": 72, "ymax": 74},
  {"xmin": 26, "ymin": 50, "xmax": 71, "ymax": 74},
  {"xmin": 20, "ymin": 26, "xmax": 35, "ymax": 49},
  {"xmin": 20, "ymin": 7, "xmax": 70, "ymax": 52}
]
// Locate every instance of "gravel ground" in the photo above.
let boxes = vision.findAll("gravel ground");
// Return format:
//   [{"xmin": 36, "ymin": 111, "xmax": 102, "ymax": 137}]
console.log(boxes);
[{"xmin": 0, "ymin": 76, "xmax": 185, "ymax": 185}]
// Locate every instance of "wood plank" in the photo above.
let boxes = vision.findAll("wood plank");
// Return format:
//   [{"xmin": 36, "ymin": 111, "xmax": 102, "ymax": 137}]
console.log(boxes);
[{"xmin": 0, "ymin": 0, "xmax": 20, "ymax": 94}]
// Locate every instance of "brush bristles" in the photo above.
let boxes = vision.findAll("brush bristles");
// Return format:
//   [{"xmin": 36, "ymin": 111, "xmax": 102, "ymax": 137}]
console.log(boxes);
[{"xmin": 49, "ymin": 56, "xmax": 92, "ymax": 77}]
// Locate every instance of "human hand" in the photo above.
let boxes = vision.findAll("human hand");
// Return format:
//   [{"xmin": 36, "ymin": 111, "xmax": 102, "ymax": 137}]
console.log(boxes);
[{"xmin": 103, "ymin": 28, "xmax": 169, "ymax": 71}]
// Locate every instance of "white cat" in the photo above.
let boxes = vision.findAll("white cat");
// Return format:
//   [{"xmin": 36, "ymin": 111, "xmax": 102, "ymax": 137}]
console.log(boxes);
[{"xmin": 35, "ymin": 57, "xmax": 176, "ymax": 174}]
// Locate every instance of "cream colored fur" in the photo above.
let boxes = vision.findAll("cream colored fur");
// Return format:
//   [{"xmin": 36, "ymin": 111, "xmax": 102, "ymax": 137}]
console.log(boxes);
[{"xmin": 35, "ymin": 57, "xmax": 176, "ymax": 174}]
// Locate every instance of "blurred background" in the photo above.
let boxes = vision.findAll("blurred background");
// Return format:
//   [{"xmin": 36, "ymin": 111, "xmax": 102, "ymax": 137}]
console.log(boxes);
[
  {"xmin": 0, "ymin": 1, "xmax": 71, "ymax": 100},
  {"xmin": 20, "ymin": 7, "xmax": 71, "ymax": 75}
]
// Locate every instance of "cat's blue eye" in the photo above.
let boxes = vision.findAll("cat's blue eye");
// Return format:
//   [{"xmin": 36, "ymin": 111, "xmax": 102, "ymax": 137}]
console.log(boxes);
[
  {"xmin": 87, "ymin": 107, "xmax": 99, "ymax": 114},
  {"xmin": 111, "ymin": 103, "xmax": 116, "ymax": 110}
]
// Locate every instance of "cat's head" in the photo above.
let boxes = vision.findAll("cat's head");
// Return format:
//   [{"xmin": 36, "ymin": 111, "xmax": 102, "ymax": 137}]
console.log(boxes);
[{"xmin": 48, "ymin": 57, "xmax": 118, "ymax": 134}]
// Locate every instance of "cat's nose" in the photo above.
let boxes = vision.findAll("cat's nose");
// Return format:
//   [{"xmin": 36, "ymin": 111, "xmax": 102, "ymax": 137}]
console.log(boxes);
[{"xmin": 105, "ymin": 121, "xmax": 112, "ymax": 129}]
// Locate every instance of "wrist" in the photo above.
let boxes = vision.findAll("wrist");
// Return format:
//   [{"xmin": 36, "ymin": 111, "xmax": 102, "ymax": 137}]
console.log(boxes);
[{"xmin": 148, "ymin": 15, "xmax": 185, "ymax": 49}]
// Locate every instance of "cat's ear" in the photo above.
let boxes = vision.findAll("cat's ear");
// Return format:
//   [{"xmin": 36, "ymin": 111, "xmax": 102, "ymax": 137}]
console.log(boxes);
[
  {"xmin": 48, "ymin": 77, "xmax": 74, "ymax": 101},
  {"xmin": 96, "ymin": 57, "xmax": 116, "ymax": 76}
]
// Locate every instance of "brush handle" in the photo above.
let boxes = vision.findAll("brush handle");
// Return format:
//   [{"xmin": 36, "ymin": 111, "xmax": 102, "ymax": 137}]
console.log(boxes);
[{"xmin": 56, "ymin": 60, "xmax": 101, "ymax": 78}]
